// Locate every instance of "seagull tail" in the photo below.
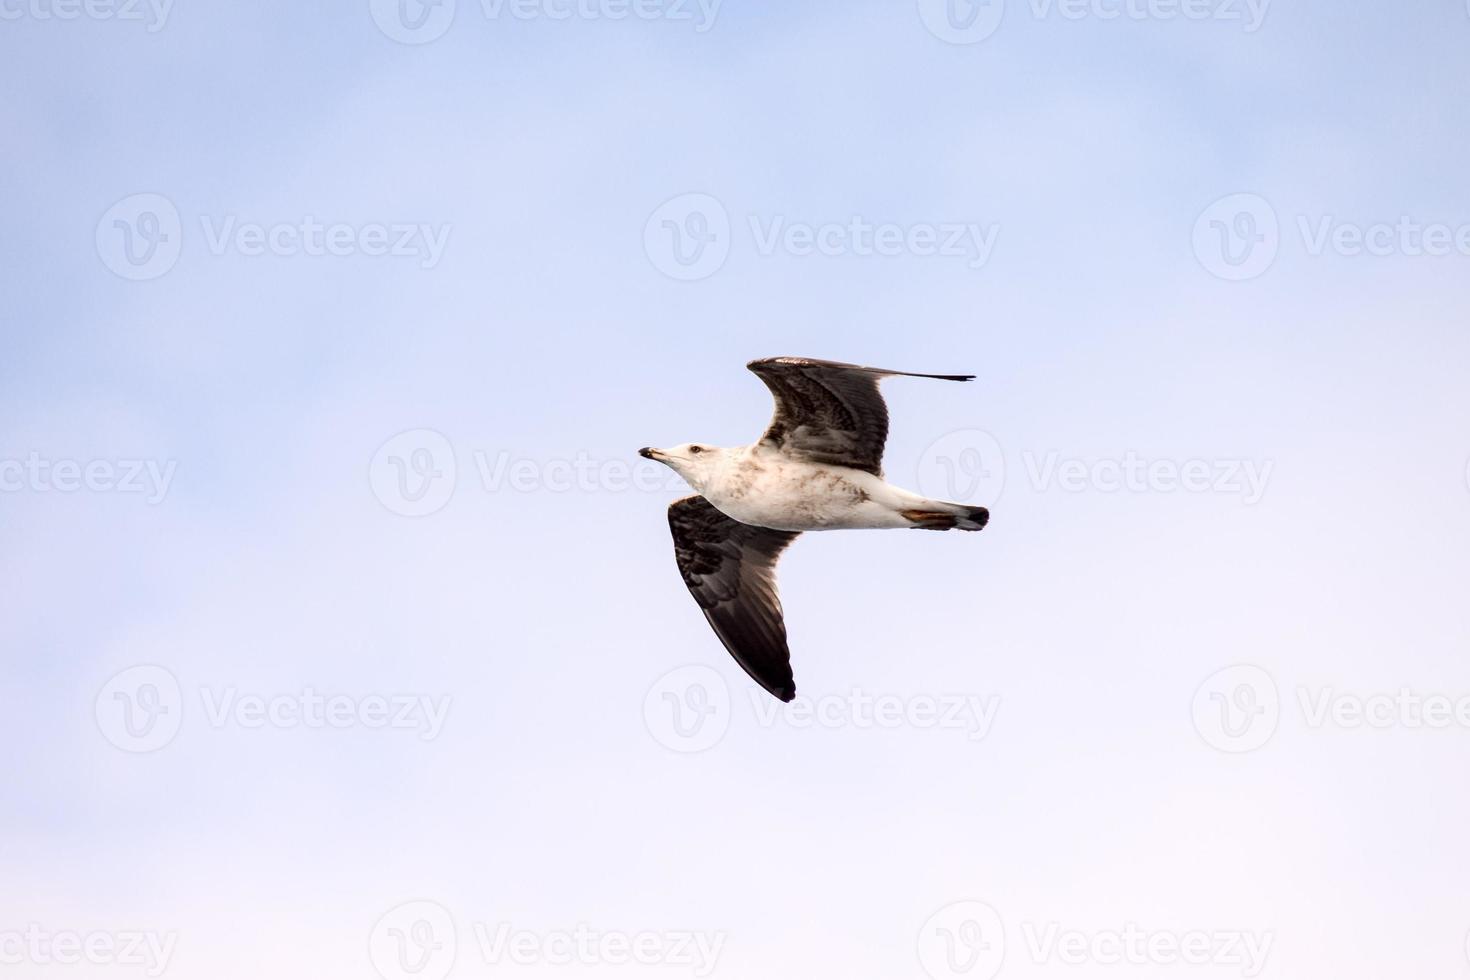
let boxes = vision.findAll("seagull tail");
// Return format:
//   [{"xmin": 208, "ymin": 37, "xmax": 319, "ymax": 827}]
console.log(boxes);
[
  {"xmin": 954, "ymin": 505, "xmax": 991, "ymax": 532},
  {"xmin": 899, "ymin": 504, "xmax": 990, "ymax": 532}
]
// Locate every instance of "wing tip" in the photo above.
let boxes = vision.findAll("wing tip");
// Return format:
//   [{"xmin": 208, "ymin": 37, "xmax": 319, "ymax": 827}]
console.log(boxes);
[{"xmin": 748, "ymin": 357, "xmax": 974, "ymax": 383}]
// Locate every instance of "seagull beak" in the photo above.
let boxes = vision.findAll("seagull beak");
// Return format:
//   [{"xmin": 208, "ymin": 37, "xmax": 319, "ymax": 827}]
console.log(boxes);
[{"xmin": 639, "ymin": 447, "xmax": 660, "ymax": 460}]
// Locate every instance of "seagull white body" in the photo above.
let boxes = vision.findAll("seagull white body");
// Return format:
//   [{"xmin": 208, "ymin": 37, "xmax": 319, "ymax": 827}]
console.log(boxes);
[
  {"xmin": 653, "ymin": 442, "xmax": 986, "ymax": 533},
  {"xmin": 642, "ymin": 356, "xmax": 991, "ymax": 703}
]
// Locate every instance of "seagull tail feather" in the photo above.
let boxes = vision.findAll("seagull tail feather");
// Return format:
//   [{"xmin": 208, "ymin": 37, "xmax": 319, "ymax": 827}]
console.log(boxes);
[{"xmin": 900, "ymin": 504, "xmax": 991, "ymax": 532}]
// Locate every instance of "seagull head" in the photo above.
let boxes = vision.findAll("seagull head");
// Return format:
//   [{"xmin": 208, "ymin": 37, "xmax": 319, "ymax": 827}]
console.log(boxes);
[{"xmin": 638, "ymin": 443, "xmax": 727, "ymax": 491}]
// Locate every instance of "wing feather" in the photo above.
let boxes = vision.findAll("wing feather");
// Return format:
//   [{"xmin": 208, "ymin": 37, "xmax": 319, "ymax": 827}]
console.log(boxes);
[
  {"xmin": 667, "ymin": 495, "xmax": 801, "ymax": 702},
  {"xmin": 748, "ymin": 356, "xmax": 973, "ymax": 476}
]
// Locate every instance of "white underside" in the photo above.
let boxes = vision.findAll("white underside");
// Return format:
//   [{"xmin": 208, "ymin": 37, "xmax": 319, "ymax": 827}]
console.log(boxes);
[{"xmin": 695, "ymin": 445, "xmax": 961, "ymax": 532}]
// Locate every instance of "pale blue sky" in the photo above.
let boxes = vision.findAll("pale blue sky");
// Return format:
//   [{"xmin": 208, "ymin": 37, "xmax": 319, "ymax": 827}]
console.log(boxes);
[{"xmin": 4, "ymin": 1, "xmax": 1470, "ymax": 977}]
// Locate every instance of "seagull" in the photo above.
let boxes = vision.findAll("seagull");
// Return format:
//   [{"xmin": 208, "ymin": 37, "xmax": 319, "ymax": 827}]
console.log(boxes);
[{"xmin": 640, "ymin": 357, "xmax": 990, "ymax": 703}]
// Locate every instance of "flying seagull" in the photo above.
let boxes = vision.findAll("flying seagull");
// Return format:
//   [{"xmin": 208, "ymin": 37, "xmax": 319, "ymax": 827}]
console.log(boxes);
[{"xmin": 640, "ymin": 357, "xmax": 990, "ymax": 703}]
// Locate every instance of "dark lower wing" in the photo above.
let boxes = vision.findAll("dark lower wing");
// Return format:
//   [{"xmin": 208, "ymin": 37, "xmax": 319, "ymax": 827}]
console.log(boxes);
[{"xmin": 667, "ymin": 495, "xmax": 802, "ymax": 702}]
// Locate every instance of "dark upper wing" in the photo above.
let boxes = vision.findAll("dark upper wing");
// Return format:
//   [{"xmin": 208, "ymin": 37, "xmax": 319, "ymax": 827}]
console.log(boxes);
[
  {"xmin": 667, "ymin": 495, "xmax": 802, "ymax": 703},
  {"xmin": 748, "ymin": 356, "xmax": 974, "ymax": 477}
]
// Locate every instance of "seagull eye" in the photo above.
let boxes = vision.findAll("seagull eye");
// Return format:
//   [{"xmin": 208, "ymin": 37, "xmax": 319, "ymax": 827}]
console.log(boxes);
[{"xmin": 690, "ymin": 446, "xmax": 704, "ymax": 455}]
